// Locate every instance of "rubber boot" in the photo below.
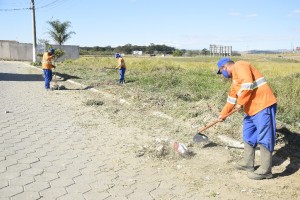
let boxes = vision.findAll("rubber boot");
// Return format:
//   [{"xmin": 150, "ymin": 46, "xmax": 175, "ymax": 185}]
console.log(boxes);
[
  {"xmin": 236, "ymin": 142, "xmax": 255, "ymax": 172},
  {"xmin": 248, "ymin": 145, "xmax": 272, "ymax": 180}
]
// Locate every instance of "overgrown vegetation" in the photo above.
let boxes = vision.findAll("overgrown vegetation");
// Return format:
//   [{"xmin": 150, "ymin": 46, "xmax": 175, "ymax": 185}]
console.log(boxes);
[{"xmin": 56, "ymin": 54, "xmax": 300, "ymax": 127}]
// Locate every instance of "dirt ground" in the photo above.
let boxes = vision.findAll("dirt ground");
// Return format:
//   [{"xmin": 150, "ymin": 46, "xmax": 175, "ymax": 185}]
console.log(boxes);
[{"xmin": 29, "ymin": 64, "xmax": 300, "ymax": 199}]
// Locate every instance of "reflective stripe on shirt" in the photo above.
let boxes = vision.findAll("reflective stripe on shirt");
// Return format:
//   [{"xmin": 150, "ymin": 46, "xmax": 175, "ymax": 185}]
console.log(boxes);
[
  {"xmin": 252, "ymin": 77, "xmax": 267, "ymax": 89},
  {"xmin": 227, "ymin": 96, "xmax": 237, "ymax": 104},
  {"xmin": 237, "ymin": 77, "xmax": 267, "ymax": 97}
]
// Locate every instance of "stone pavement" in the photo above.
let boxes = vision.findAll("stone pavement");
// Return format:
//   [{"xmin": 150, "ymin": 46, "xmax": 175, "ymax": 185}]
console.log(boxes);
[{"xmin": 0, "ymin": 61, "xmax": 203, "ymax": 200}]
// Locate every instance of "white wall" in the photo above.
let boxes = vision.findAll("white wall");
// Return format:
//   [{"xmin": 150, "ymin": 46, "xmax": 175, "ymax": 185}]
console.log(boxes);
[{"xmin": 0, "ymin": 41, "xmax": 79, "ymax": 61}]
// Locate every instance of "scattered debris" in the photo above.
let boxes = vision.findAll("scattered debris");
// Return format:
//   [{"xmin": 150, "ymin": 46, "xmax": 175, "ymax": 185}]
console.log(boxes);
[
  {"xmin": 119, "ymin": 98, "xmax": 130, "ymax": 105},
  {"xmin": 51, "ymin": 84, "xmax": 67, "ymax": 90},
  {"xmin": 135, "ymin": 137, "xmax": 171, "ymax": 158},
  {"xmin": 177, "ymin": 165, "xmax": 183, "ymax": 169},
  {"xmin": 136, "ymin": 151, "xmax": 145, "ymax": 157},
  {"xmin": 173, "ymin": 141, "xmax": 188, "ymax": 154},
  {"xmin": 84, "ymin": 99, "xmax": 104, "ymax": 106},
  {"xmin": 113, "ymin": 109, "xmax": 120, "ymax": 114},
  {"xmin": 135, "ymin": 137, "xmax": 196, "ymax": 159},
  {"xmin": 218, "ymin": 135, "xmax": 244, "ymax": 149}
]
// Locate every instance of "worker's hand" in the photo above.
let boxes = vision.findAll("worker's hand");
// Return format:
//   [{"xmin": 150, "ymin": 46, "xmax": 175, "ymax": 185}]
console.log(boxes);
[
  {"xmin": 218, "ymin": 115, "xmax": 225, "ymax": 122},
  {"xmin": 235, "ymin": 104, "xmax": 242, "ymax": 111}
]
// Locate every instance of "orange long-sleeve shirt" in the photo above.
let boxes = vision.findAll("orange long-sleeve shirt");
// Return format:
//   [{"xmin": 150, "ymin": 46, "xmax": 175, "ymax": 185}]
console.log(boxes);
[
  {"xmin": 220, "ymin": 61, "xmax": 277, "ymax": 117},
  {"xmin": 116, "ymin": 57, "xmax": 126, "ymax": 69},
  {"xmin": 42, "ymin": 52, "xmax": 55, "ymax": 69}
]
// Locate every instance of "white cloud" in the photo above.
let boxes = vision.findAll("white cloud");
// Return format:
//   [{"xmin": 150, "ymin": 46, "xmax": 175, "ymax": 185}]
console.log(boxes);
[
  {"xmin": 245, "ymin": 13, "xmax": 258, "ymax": 18},
  {"xmin": 288, "ymin": 9, "xmax": 300, "ymax": 16},
  {"xmin": 292, "ymin": 9, "xmax": 300, "ymax": 14}
]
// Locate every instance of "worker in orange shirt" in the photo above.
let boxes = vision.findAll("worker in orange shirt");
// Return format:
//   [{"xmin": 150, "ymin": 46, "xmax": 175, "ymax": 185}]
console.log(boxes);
[
  {"xmin": 216, "ymin": 57, "xmax": 277, "ymax": 180},
  {"xmin": 115, "ymin": 53, "xmax": 126, "ymax": 84},
  {"xmin": 42, "ymin": 48, "xmax": 56, "ymax": 90}
]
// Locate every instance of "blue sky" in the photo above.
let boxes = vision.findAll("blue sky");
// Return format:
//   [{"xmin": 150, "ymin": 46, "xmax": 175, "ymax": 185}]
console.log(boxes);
[{"xmin": 1, "ymin": 0, "xmax": 300, "ymax": 51}]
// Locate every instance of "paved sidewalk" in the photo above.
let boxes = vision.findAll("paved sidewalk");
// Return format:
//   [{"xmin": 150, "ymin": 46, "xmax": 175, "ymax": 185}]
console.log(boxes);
[{"xmin": 0, "ymin": 62, "xmax": 204, "ymax": 200}]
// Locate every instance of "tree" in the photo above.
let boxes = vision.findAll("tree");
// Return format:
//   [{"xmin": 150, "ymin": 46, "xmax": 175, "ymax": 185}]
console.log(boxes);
[
  {"xmin": 47, "ymin": 20, "xmax": 75, "ymax": 45},
  {"xmin": 172, "ymin": 49, "xmax": 184, "ymax": 57},
  {"xmin": 201, "ymin": 48, "xmax": 209, "ymax": 55}
]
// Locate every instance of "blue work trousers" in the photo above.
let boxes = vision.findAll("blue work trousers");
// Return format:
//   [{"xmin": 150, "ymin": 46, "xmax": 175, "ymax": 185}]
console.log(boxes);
[
  {"xmin": 243, "ymin": 104, "xmax": 277, "ymax": 152},
  {"xmin": 43, "ymin": 69, "xmax": 52, "ymax": 89},
  {"xmin": 119, "ymin": 68, "xmax": 126, "ymax": 83}
]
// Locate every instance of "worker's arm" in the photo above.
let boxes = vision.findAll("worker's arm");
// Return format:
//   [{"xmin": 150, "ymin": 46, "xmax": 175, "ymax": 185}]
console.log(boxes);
[
  {"xmin": 219, "ymin": 84, "xmax": 237, "ymax": 120},
  {"xmin": 50, "ymin": 55, "xmax": 56, "ymax": 68}
]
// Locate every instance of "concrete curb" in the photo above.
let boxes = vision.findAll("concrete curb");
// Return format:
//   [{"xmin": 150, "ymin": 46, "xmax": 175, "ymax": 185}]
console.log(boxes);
[{"xmin": 25, "ymin": 62, "xmax": 130, "ymax": 104}]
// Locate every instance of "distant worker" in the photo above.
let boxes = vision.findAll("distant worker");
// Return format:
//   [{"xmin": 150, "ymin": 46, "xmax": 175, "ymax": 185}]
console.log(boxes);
[
  {"xmin": 42, "ymin": 48, "xmax": 56, "ymax": 90},
  {"xmin": 216, "ymin": 57, "xmax": 277, "ymax": 180},
  {"xmin": 115, "ymin": 53, "xmax": 126, "ymax": 84}
]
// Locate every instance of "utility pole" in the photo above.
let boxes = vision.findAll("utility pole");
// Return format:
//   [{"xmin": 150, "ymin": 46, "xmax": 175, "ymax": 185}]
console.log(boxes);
[{"xmin": 31, "ymin": 0, "xmax": 37, "ymax": 62}]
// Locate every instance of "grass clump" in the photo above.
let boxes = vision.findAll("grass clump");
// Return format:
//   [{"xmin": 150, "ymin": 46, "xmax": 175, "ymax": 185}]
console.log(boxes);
[
  {"xmin": 270, "ymin": 73, "xmax": 300, "ymax": 125},
  {"xmin": 84, "ymin": 99, "xmax": 104, "ymax": 106}
]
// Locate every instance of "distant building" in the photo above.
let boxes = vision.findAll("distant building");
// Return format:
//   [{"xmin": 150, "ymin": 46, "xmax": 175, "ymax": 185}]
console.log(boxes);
[
  {"xmin": 296, "ymin": 47, "xmax": 300, "ymax": 52},
  {"xmin": 133, "ymin": 51, "xmax": 143, "ymax": 56},
  {"xmin": 209, "ymin": 44, "xmax": 232, "ymax": 56}
]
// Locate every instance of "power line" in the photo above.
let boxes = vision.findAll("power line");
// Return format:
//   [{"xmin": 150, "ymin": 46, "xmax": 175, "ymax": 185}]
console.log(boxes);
[
  {"xmin": 0, "ymin": 0, "xmax": 65, "ymax": 12},
  {"xmin": 0, "ymin": 7, "xmax": 31, "ymax": 11},
  {"xmin": 0, "ymin": 0, "xmax": 31, "ymax": 11},
  {"xmin": 36, "ymin": 0, "xmax": 61, "ymax": 9}
]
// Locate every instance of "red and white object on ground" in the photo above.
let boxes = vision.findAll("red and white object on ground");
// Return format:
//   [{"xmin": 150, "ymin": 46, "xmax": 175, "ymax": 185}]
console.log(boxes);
[{"xmin": 172, "ymin": 141, "xmax": 187, "ymax": 154}]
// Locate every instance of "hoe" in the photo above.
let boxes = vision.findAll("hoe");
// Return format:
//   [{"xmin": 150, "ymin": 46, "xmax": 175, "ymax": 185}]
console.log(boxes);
[{"xmin": 193, "ymin": 109, "xmax": 238, "ymax": 143}]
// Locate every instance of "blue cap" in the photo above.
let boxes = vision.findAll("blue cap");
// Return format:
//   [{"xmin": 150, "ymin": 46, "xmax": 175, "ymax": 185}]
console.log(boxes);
[
  {"xmin": 49, "ymin": 48, "xmax": 55, "ymax": 54},
  {"xmin": 115, "ymin": 53, "xmax": 121, "ymax": 58},
  {"xmin": 217, "ymin": 57, "xmax": 231, "ymax": 74}
]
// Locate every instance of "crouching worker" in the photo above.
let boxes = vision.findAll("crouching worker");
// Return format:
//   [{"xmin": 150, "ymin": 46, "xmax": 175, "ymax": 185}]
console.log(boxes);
[
  {"xmin": 115, "ymin": 53, "xmax": 126, "ymax": 84},
  {"xmin": 42, "ymin": 48, "xmax": 56, "ymax": 90},
  {"xmin": 216, "ymin": 58, "xmax": 277, "ymax": 180}
]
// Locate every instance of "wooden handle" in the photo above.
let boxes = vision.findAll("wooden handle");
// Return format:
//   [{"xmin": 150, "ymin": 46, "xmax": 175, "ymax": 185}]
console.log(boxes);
[{"xmin": 197, "ymin": 109, "xmax": 238, "ymax": 133}]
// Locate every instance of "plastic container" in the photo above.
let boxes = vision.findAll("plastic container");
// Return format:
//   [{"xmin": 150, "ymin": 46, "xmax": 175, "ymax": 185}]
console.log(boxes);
[{"xmin": 172, "ymin": 141, "xmax": 187, "ymax": 154}]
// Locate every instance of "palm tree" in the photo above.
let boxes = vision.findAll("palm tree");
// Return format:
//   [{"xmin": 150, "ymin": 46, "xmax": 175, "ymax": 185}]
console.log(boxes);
[{"xmin": 47, "ymin": 20, "xmax": 75, "ymax": 45}]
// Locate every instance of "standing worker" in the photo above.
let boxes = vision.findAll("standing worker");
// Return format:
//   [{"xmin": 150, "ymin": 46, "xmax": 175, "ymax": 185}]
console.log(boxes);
[
  {"xmin": 216, "ymin": 58, "xmax": 277, "ymax": 180},
  {"xmin": 115, "ymin": 53, "xmax": 126, "ymax": 84},
  {"xmin": 42, "ymin": 48, "xmax": 56, "ymax": 90}
]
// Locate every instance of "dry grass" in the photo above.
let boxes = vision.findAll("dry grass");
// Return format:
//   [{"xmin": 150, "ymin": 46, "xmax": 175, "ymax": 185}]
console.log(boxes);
[{"xmin": 57, "ymin": 54, "xmax": 300, "ymax": 130}]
